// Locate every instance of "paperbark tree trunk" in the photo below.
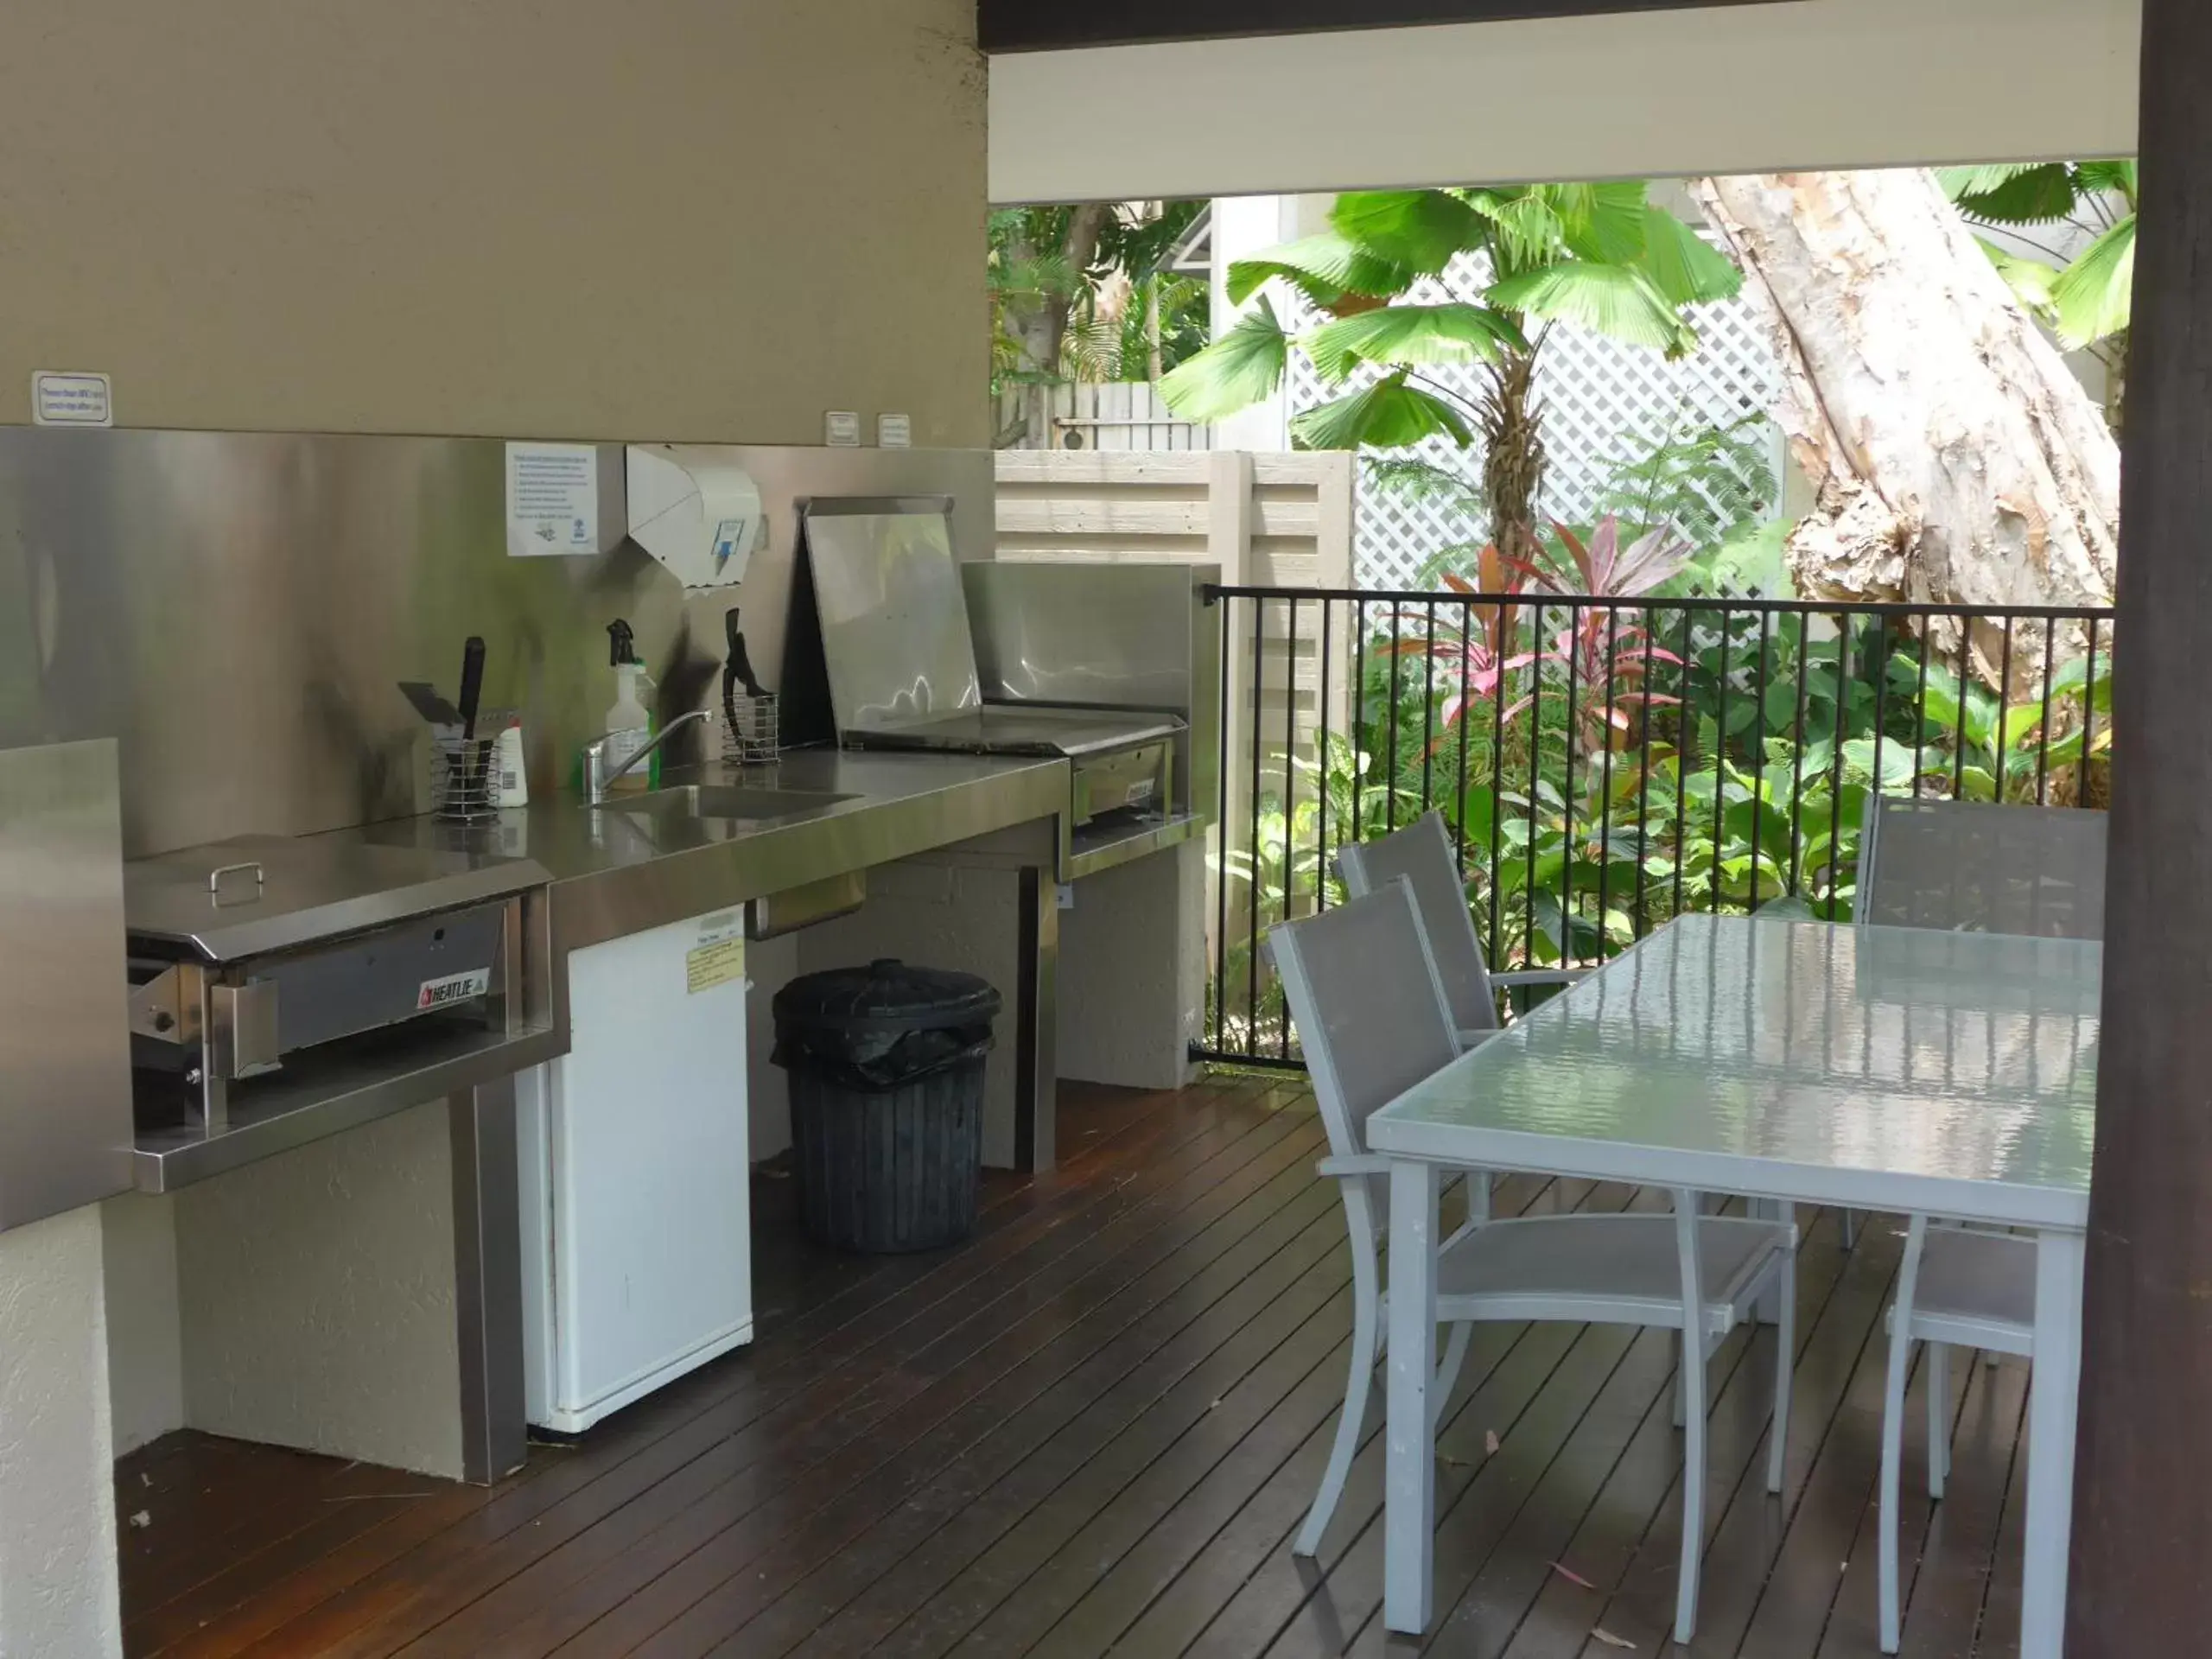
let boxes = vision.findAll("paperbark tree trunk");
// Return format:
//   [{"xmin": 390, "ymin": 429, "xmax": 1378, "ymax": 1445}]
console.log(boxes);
[
  {"xmin": 1003, "ymin": 203, "xmax": 1114, "ymax": 448},
  {"xmin": 1695, "ymin": 171, "xmax": 2120, "ymax": 683}
]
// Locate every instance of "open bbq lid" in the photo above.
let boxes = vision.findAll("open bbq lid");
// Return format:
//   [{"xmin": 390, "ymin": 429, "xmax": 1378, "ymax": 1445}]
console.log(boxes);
[
  {"xmin": 125, "ymin": 835, "xmax": 550, "ymax": 963},
  {"xmin": 803, "ymin": 497, "xmax": 982, "ymax": 743},
  {"xmin": 801, "ymin": 497, "xmax": 1182, "ymax": 758}
]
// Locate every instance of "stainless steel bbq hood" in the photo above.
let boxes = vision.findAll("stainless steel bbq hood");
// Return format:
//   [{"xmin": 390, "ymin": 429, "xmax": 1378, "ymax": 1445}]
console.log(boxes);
[
  {"xmin": 126, "ymin": 835, "xmax": 550, "ymax": 962},
  {"xmin": 802, "ymin": 498, "xmax": 1185, "ymax": 823}
]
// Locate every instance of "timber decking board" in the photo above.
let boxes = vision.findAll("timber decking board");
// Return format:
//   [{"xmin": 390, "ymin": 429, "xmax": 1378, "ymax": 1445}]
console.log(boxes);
[{"xmin": 118, "ymin": 1078, "xmax": 2025, "ymax": 1658}]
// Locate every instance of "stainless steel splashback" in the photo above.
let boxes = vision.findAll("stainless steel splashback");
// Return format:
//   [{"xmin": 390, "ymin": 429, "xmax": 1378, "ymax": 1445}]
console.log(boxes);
[
  {"xmin": 963, "ymin": 561, "xmax": 1219, "ymax": 824},
  {"xmin": 0, "ymin": 428, "xmax": 990, "ymax": 856}
]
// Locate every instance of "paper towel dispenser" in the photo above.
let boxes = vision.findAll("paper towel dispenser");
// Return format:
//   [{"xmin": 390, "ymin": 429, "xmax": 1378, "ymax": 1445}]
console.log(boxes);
[{"xmin": 626, "ymin": 445, "xmax": 765, "ymax": 588}]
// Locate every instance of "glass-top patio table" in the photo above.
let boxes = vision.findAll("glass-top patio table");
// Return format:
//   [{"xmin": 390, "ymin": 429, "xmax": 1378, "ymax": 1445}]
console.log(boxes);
[{"xmin": 1367, "ymin": 913, "xmax": 2097, "ymax": 1657}]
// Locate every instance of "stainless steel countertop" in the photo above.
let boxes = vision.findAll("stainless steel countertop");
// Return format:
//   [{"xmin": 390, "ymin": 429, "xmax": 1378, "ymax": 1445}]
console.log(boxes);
[
  {"xmin": 329, "ymin": 747, "xmax": 1076, "ymax": 963},
  {"xmin": 135, "ymin": 1020, "xmax": 566, "ymax": 1192}
]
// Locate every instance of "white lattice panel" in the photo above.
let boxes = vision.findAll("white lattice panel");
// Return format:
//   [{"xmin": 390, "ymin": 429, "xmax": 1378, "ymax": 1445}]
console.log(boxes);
[{"xmin": 1284, "ymin": 252, "xmax": 1784, "ymax": 588}]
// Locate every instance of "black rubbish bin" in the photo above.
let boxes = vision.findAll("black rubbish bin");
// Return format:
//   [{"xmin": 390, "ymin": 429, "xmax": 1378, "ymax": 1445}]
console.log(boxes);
[{"xmin": 772, "ymin": 959, "xmax": 1001, "ymax": 1253}]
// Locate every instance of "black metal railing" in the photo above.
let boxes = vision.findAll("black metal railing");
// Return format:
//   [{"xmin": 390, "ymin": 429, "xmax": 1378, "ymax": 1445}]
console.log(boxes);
[{"xmin": 1198, "ymin": 584, "xmax": 2116, "ymax": 1067}]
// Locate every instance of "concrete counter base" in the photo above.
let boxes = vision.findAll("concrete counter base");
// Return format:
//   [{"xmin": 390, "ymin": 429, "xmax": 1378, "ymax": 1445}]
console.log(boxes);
[
  {"xmin": 1057, "ymin": 836, "xmax": 1206, "ymax": 1094},
  {"xmin": 109, "ymin": 1084, "xmax": 524, "ymax": 1489}
]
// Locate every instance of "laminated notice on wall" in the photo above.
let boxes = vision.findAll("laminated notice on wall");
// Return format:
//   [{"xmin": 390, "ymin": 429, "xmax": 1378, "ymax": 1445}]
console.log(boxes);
[
  {"xmin": 505, "ymin": 442, "xmax": 600, "ymax": 557},
  {"xmin": 32, "ymin": 371, "xmax": 112, "ymax": 427}
]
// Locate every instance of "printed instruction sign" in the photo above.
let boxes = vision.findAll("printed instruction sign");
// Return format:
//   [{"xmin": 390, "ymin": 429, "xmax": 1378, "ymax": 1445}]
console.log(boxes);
[
  {"xmin": 505, "ymin": 442, "xmax": 600, "ymax": 557},
  {"xmin": 32, "ymin": 371, "xmax": 111, "ymax": 427}
]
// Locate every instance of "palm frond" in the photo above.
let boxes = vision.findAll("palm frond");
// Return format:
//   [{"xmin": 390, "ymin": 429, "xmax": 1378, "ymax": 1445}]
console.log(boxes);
[
  {"xmin": 1159, "ymin": 297, "xmax": 1291, "ymax": 422},
  {"xmin": 1290, "ymin": 372, "xmax": 1473, "ymax": 450},
  {"xmin": 2048, "ymin": 213, "xmax": 2135, "ymax": 347},
  {"xmin": 1465, "ymin": 189, "xmax": 1565, "ymax": 275},
  {"xmin": 1545, "ymin": 181, "xmax": 1650, "ymax": 265},
  {"xmin": 2072, "ymin": 159, "xmax": 2138, "ymax": 210},
  {"xmin": 1330, "ymin": 190, "xmax": 1483, "ymax": 275},
  {"xmin": 1975, "ymin": 238, "xmax": 2061, "ymax": 321},
  {"xmin": 1636, "ymin": 208, "xmax": 1743, "ymax": 307},
  {"xmin": 1485, "ymin": 263, "xmax": 1696, "ymax": 355},
  {"xmin": 1301, "ymin": 303, "xmax": 1526, "ymax": 382},
  {"xmin": 1942, "ymin": 162, "xmax": 2081, "ymax": 225},
  {"xmin": 989, "ymin": 251, "xmax": 1083, "ymax": 306},
  {"xmin": 1224, "ymin": 232, "xmax": 1416, "ymax": 310},
  {"xmin": 1366, "ymin": 456, "xmax": 1484, "ymax": 521}
]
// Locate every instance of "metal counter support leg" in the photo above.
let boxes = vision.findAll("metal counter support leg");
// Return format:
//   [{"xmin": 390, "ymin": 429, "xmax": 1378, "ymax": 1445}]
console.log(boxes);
[
  {"xmin": 450, "ymin": 1074, "xmax": 526, "ymax": 1485},
  {"xmin": 1015, "ymin": 866, "xmax": 1058, "ymax": 1173}
]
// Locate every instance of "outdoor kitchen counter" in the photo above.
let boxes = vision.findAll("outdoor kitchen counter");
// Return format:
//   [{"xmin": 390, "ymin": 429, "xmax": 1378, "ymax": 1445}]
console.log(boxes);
[{"xmin": 328, "ymin": 743, "xmax": 1202, "ymax": 1175}]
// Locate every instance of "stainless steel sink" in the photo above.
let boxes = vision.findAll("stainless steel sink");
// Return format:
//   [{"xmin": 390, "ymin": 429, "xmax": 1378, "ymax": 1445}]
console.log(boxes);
[{"xmin": 607, "ymin": 785, "xmax": 854, "ymax": 822}]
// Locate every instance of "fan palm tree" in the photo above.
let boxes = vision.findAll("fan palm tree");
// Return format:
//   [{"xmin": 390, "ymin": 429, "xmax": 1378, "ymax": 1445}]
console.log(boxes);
[
  {"xmin": 1158, "ymin": 184, "xmax": 1742, "ymax": 560},
  {"xmin": 1943, "ymin": 161, "xmax": 2137, "ymax": 429}
]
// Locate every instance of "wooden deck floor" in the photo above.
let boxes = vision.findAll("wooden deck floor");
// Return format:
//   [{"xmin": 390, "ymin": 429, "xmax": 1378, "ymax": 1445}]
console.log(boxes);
[{"xmin": 117, "ymin": 1077, "xmax": 2030, "ymax": 1657}]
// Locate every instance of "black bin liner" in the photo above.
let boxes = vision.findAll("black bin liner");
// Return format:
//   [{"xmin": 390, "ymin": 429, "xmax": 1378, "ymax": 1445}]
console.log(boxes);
[{"xmin": 772, "ymin": 960, "xmax": 1001, "ymax": 1253}]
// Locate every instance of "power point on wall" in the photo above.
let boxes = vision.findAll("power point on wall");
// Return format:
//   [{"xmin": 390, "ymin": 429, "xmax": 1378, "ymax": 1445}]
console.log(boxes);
[
  {"xmin": 877, "ymin": 413, "xmax": 912, "ymax": 449},
  {"xmin": 1056, "ymin": 883, "xmax": 1075, "ymax": 911},
  {"xmin": 823, "ymin": 410, "xmax": 862, "ymax": 448}
]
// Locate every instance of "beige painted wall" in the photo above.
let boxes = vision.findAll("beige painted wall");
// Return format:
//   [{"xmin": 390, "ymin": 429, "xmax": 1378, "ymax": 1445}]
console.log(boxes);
[
  {"xmin": 990, "ymin": 0, "xmax": 2139, "ymax": 203},
  {"xmin": 0, "ymin": 1207, "xmax": 123, "ymax": 1657},
  {"xmin": 99, "ymin": 1194, "xmax": 183, "ymax": 1457},
  {"xmin": 0, "ymin": 1, "xmax": 987, "ymax": 445}
]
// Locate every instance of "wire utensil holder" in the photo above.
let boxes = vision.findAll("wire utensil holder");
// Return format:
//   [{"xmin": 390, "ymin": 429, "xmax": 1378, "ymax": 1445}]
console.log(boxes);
[
  {"xmin": 430, "ymin": 712, "xmax": 513, "ymax": 822},
  {"xmin": 722, "ymin": 693, "xmax": 779, "ymax": 766}
]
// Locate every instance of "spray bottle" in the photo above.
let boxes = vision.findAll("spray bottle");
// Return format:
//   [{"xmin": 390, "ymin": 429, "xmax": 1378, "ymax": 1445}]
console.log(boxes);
[{"xmin": 601, "ymin": 619, "xmax": 655, "ymax": 792}]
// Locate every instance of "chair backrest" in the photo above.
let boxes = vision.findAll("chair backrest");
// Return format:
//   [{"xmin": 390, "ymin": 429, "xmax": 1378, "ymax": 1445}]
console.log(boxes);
[
  {"xmin": 1858, "ymin": 798, "xmax": 2107, "ymax": 939},
  {"xmin": 1337, "ymin": 811, "xmax": 1499, "ymax": 1036},
  {"xmin": 1267, "ymin": 880, "xmax": 1462, "ymax": 1158}
]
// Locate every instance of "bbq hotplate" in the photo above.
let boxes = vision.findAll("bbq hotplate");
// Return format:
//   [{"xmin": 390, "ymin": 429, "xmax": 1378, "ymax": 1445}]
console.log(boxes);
[{"xmin": 845, "ymin": 704, "xmax": 1184, "ymax": 760}]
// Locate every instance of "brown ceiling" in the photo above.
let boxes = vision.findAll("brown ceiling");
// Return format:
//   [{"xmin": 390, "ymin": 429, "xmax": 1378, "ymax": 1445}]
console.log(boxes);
[{"xmin": 979, "ymin": 0, "xmax": 1777, "ymax": 53}]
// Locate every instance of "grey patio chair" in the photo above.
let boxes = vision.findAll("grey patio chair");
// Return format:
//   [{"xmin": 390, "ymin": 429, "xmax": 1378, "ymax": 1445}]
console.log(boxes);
[
  {"xmin": 1846, "ymin": 796, "xmax": 2107, "ymax": 1246},
  {"xmin": 1858, "ymin": 797, "xmax": 2107, "ymax": 939},
  {"xmin": 1342, "ymin": 813, "xmax": 1735, "ymax": 1281},
  {"xmin": 1268, "ymin": 880, "xmax": 1798, "ymax": 1646},
  {"xmin": 1878, "ymin": 1215, "xmax": 2037, "ymax": 1651},
  {"xmin": 1752, "ymin": 893, "xmax": 1820, "ymax": 922},
  {"xmin": 1335, "ymin": 810, "xmax": 1586, "ymax": 1046}
]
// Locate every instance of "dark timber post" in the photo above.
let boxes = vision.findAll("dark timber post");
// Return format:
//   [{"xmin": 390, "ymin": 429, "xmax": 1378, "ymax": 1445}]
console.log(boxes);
[{"xmin": 2073, "ymin": 1, "xmax": 2212, "ymax": 1649}]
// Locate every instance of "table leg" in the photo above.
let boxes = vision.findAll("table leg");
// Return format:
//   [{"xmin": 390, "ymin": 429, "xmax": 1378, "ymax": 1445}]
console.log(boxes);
[
  {"xmin": 1384, "ymin": 1159, "xmax": 1440, "ymax": 1635},
  {"xmin": 2020, "ymin": 1228, "xmax": 2085, "ymax": 1659}
]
